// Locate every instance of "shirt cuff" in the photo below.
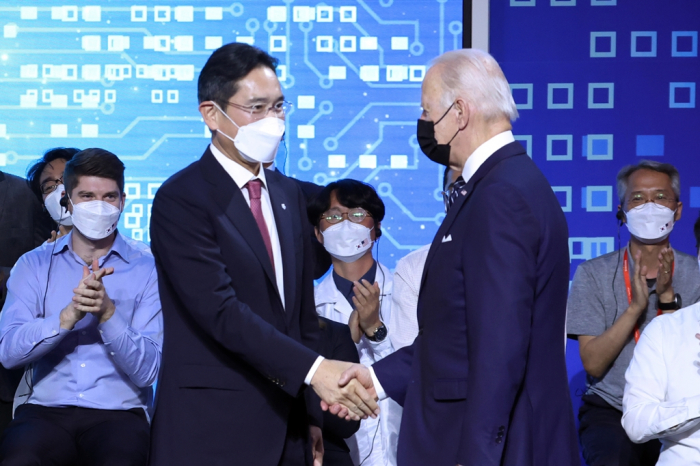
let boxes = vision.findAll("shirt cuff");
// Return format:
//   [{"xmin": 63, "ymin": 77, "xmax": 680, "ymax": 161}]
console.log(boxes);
[
  {"xmin": 43, "ymin": 311, "xmax": 66, "ymax": 338},
  {"xmin": 369, "ymin": 366, "xmax": 387, "ymax": 401},
  {"xmin": 304, "ymin": 356, "xmax": 325, "ymax": 386},
  {"xmin": 97, "ymin": 311, "xmax": 128, "ymax": 343}
]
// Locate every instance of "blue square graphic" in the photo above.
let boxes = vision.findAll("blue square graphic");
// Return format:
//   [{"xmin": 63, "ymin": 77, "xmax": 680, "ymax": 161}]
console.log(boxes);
[
  {"xmin": 591, "ymin": 190, "xmax": 608, "ymax": 207},
  {"xmin": 592, "ymin": 139, "xmax": 608, "ymax": 156},
  {"xmin": 670, "ymin": 82, "xmax": 696, "ymax": 108},
  {"xmin": 636, "ymin": 135, "xmax": 664, "ymax": 156},
  {"xmin": 675, "ymin": 87, "xmax": 691, "ymax": 102},
  {"xmin": 595, "ymin": 36, "xmax": 612, "ymax": 53},
  {"xmin": 554, "ymin": 190, "xmax": 568, "ymax": 207},
  {"xmin": 512, "ymin": 88, "xmax": 530, "ymax": 106},
  {"xmin": 676, "ymin": 36, "xmax": 693, "ymax": 52},
  {"xmin": 593, "ymin": 87, "xmax": 609, "ymax": 104},
  {"xmin": 691, "ymin": 187, "xmax": 700, "ymax": 208},
  {"xmin": 552, "ymin": 88, "xmax": 569, "ymax": 105},
  {"xmin": 635, "ymin": 36, "xmax": 653, "ymax": 53},
  {"xmin": 552, "ymin": 139, "xmax": 568, "ymax": 155}
]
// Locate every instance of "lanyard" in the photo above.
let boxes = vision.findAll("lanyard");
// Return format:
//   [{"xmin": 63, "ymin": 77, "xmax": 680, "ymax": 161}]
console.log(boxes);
[{"xmin": 622, "ymin": 249, "xmax": 673, "ymax": 343}]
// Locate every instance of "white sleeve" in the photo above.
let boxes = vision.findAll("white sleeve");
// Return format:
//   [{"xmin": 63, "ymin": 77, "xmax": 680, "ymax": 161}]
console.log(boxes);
[
  {"xmin": 622, "ymin": 320, "xmax": 700, "ymax": 443},
  {"xmin": 388, "ymin": 257, "xmax": 420, "ymax": 350}
]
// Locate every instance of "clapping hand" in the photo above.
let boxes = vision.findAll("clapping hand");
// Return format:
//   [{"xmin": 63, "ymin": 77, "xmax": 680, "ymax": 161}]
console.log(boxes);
[{"xmin": 72, "ymin": 259, "xmax": 116, "ymax": 324}]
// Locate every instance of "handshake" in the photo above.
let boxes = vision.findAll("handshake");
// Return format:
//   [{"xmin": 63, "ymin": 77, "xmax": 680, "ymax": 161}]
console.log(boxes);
[{"xmin": 310, "ymin": 359, "xmax": 380, "ymax": 421}]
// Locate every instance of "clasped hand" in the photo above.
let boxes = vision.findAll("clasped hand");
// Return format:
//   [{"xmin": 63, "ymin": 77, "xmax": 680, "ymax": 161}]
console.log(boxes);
[
  {"xmin": 310, "ymin": 359, "xmax": 380, "ymax": 421},
  {"xmin": 59, "ymin": 259, "xmax": 115, "ymax": 330}
]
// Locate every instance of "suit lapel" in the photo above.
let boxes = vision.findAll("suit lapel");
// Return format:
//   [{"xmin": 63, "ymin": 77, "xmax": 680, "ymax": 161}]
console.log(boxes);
[
  {"xmin": 267, "ymin": 172, "xmax": 297, "ymax": 321},
  {"xmin": 201, "ymin": 150, "xmax": 280, "ymax": 299},
  {"xmin": 418, "ymin": 141, "xmax": 528, "ymax": 296}
]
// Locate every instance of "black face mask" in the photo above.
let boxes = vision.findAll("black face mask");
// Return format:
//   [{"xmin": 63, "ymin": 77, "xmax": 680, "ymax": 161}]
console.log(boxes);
[{"xmin": 416, "ymin": 102, "xmax": 460, "ymax": 167}]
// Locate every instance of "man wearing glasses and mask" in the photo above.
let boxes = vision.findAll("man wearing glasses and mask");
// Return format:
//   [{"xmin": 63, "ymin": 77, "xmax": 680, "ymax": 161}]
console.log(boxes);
[
  {"xmin": 308, "ymin": 179, "xmax": 401, "ymax": 466},
  {"xmin": 567, "ymin": 160, "xmax": 700, "ymax": 466},
  {"xmin": 149, "ymin": 43, "xmax": 378, "ymax": 466}
]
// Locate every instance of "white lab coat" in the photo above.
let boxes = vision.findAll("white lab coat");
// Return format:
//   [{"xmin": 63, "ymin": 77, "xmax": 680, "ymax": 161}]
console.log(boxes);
[{"xmin": 314, "ymin": 262, "xmax": 401, "ymax": 466}]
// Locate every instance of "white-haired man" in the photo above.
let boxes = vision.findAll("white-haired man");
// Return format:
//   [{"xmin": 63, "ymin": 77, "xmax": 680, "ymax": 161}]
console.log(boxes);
[{"xmin": 331, "ymin": 49, "xmax": 579, "ymax": 466}]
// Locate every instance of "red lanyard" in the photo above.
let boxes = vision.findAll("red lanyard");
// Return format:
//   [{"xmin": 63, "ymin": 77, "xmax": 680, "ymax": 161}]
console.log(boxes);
[{"xmin": 622, "ymin": 249, "xmax": 673, "ymax": 343}]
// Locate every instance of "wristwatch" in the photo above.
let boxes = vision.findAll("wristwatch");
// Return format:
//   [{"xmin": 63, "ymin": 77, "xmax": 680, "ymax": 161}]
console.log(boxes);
[
  {"xmin": 366, "ymin": 323, "xmax": 388, "ymax": 342},
  {"xmin": 658, "ymin": 293, "xmax": 682, "ymax": 311}
]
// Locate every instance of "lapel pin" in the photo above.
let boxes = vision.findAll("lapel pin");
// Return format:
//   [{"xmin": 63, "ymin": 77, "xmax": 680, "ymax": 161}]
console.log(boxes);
[{"xmin": 281, "ymin": 203, "xmax": 286, "ymax": 210}]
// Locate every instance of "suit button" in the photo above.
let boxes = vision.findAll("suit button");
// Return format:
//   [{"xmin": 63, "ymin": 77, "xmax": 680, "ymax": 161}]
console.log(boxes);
[
  {"xmin": 498, "ymin": 426, "xmax": 505, "ymax": 432},
  {"xmin": 496, "ymin": 438, "xmax": 502, "ymax": 444}
]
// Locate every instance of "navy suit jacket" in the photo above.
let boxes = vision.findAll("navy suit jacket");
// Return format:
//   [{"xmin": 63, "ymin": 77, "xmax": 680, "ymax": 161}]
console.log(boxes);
[
  {"xmin": 374, "ymin": 142, "xmax": 579, "ymax": 466},
  {"xmin": 148, "ymin": 148, "xmax": 320, "ymax": 466}
]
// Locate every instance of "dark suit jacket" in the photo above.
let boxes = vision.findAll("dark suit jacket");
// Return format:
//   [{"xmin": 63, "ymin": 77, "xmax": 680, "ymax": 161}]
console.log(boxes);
[
  {"xmin": 0, "ymin": 171, "xmax": 52, "ymax": 404},
  {"xmin": 148, "ymin": 148, "xmax": 321, "ymax": 466},
  {"xmin": 374, "ymin": 142, "xmax": 579, "ymax": 466},
  {"xmin": 315, "ymin": 317, "xmax": 360, "ymax": 466}
]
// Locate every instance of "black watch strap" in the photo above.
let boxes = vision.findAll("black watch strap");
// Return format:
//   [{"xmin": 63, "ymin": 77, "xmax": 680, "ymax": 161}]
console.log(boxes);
[{"xmin": 658, "ymin": 293, "xmax": 682, "ymax": 311}]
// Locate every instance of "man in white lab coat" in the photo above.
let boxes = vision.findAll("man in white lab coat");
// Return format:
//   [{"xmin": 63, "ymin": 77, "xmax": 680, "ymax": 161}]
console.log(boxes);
[{"xmin": 307, "ymin": 179, "xmax": 401, "ymax": 466}]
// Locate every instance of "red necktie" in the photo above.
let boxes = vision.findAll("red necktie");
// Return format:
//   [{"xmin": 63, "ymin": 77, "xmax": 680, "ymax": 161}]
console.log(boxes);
[{"xmin": 245, "ymin": 179, "xmax": 275, "ymax": 272}]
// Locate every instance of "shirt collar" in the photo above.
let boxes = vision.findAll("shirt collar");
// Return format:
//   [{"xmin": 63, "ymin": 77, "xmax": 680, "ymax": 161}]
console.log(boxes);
[
  {"xmin": 53, "ymin": 230, "xmax": 131, "ymax": 265},
  {"xmin": 332, "ymin": 260, "xmax": 377, "ymax": 307},
  {"xmin": 461, "ymin": 130, "xmax": 515, "ymax": 184},
  {"xmin": 209, "ymin": 143, "xmax": 267, "ymax": 190}
]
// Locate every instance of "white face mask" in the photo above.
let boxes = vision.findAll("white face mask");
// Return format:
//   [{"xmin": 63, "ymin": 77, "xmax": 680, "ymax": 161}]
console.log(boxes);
[
  {"xmin": 624, "ymin": 202, "xmax": 676, "ymax": 244},
  {"xmin": 44, "ymin": 185, "xmax": 73, "ymax": 226},
  {"xmin": 70, "ymin": 198, "xmax": 121, "ymax": 240},
  {"xmin": 213, "ymin": 102, "xmax": 285, "ymax": 164},
  {"xmin": 321, "ymin": 221, "xmax": 374, "ymax": 263}
]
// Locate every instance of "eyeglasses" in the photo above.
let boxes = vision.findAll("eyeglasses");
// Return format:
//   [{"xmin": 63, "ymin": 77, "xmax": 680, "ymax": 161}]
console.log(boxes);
[
  {"xmin": 227, "ymin": 100, "xmax": 293, "ymax": 119},
  {"xmin": 626, "ymin": 192, "xmax": 677, "ymax": 209},
  {"xmin": 40, "ymin": 177, "xmax": 63, "ymax": 195},
  {"xmin": 320, "ymin": 208, "xmax": 372, "ymax": 225}
]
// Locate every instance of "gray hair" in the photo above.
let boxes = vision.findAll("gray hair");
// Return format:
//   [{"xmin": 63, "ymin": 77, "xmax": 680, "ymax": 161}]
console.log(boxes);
[
  {"xmin": 429, "ymin": 49, "xmax": 519, "ymax": 122},
  {"xmin": 616, "ymin": 160, "xmax": 681, "ymax": 205}
]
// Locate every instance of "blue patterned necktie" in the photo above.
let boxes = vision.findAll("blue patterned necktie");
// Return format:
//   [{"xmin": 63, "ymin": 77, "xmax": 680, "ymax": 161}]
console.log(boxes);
[{"xmin": 446, "ymin": 176, "xmax": 467, "ymax": 212}]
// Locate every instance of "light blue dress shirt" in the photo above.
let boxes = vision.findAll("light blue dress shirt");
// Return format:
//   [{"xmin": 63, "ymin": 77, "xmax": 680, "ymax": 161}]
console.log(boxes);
[{"xmin": 0, "ymin": 231, "xmax": 162, "ymax": 416}]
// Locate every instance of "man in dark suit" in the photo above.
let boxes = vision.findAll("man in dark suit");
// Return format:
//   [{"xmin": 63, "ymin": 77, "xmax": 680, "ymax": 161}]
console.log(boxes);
[
  {"xmin": 148, "ymin": 43, "xmax": 377, "ymax": 466},
  {"xmin": 333, "ymin": 49, "xmax": 579, "ymax": 465},
  {"xmin": 0, "ymin": 170, "xmax": 53, "ymax": 433}
]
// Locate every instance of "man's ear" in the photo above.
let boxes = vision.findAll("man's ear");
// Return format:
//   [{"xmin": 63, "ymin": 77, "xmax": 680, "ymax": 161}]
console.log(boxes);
[
  {"xmin": 675, "ymin": 201, "xmax": 683, "ymax": 222},
  {"xmin": 314, "ymin": 226, "xmax": 324, "ymax": 244},
  {"xmin": 616, "ymin": 205, "xmax": 626, "ymax": 225},
  {"xmin": 454, "ymin": 98, "xmax": 470, "ymax": 131},
  {"xmin": 199, "ymin": 101, "xmax": 219, "ymax": 132},
  {"xmin": 374, "ymin": 221, "xmax": 382, "ymax": 239},
  {"xmin": 120, "ymin": 192, "xmax": 127, "ymax": 212}
]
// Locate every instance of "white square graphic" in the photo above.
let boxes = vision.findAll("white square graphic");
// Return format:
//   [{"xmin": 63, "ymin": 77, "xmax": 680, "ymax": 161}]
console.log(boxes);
[
  {"xmin": 669, "ymin": 82, "xmax": 696, "ymax": 108},
  {"xmin": 82, "ymin": 6, "xmax": 101, "ymax": 22},
  {"xmin": 0, "ymin": 153, "xmax": 5, "ymax": 166},
  {"xmin": 131, "ymin": 6, "xmax": 147, "ymax": 22},
  {"xmin": 631, "ymin": 31, "xmax": 657, "ymax": 57},
  {"xmin": 547, "ymin": 83, "xmax": 574, "ymax": 109},
  {"xmin": 0, "ymin": 124, "xmax": 6, "ymax": 137},
  {"xmin": 391, "ymin": 37, "xmax": 409, "ymax": 50},
  {"xmin": 236, "ymin": 36, "xmax": 254, "ymax": 45},
  {"xmin": 108, "ymin": 35, "xmax": 130, "ymax": 52},
  {"xmin": 174, "ymin": 6, "xmax": 194, "ymax": 22},
  {"xmin": 551, "ymin": 186, "xmax": 573, "ymax": 212},
  {"xmin": 267, "ymin": 6, "xmax": 287, "ymax": 22},
  {"xmin": 62, "ymin": 65, "xmax": 77, "ymax": 80},
  {"xmin": 270, "ymin": 36, "xmax": 287, "ymax": 52},
  {"xmin": 590, "ymin": 32, "xmax": 616, "ymax": 57},
  {"xmin": 328, "ymin": 155, "xmax": 346, "ymax": 168},
  {"xmin": 20, "ymin": 7, "xmax": 38, "ymax": 20},
  {"xmin": 328, "ymin": 66, "xmax": 347, "ymax": 80},
  {"xmin": 51, "ymin": 7, "xmax": 63, "ymax": 20},
  {"xmin": 82, "ymin": 35, "xmax": 101, "ymax": 52},
  {"xmin": 588, "ymin": 83, "xmax": 614, "ymax": 109},
  {"xmin": 154, "ymin": 6, "xmax": 171, "ymax": 22},
  {"xmin": 551, "ymin": 0, "xmax": 576, "ymax": 5},
  {"xmin": 297, "ymin": 96, "xmax": 315, "ymax": 109},
  {"xmin": 546, "ymin": 135, "xmax": 573, "ymax": 161},
  {"xmin": 359, "ymin": 155, "xmax": 377, "ymax": 169},
  {"xmin": 152, "ymin": 36, "xmax": 171, "ymax": 52},
  {"xmin": 167, "ymin": 90, "xmax": 179, "ymax": 103},
  {"xmin": 81, "ymin": 124, "xmax": 98, "ymax": 138},
  {"xmin": 390, "ymin": 155, "xmax": 408, "ymax": 169},
  {"xmin": 82, "ymin": 65, "xmax": 101, "ymax": 81},
  {"xmin": 293, "ymin": 6, "xmax": 315, "ymax": 22},
  {"xmin": 510, "ymin": 0, "xmax": 536, "ymax": 5},
  {"xmin": 51, "ymin": 124, "xmax": 68, "ymax": 138},
  {"xmin": 585, "ymin": 134, "xmax": 614, "ymax": 160},
  {"xmin": 151, "ymin": 90, "xmax": 163, "ymax": 103},
  {"xmin": 316, "ymin": 36, "xmax": 333, "ymax": 52},
  {"xmin": 20, "ymin": 64, "xmax": 38, "ymax": 79},
  {"xmin": 339, "ymin": 36, "xmax": 357, "ymax": 52},
  {"xmin": 510, "ymin": 83, "xmax": 533, "ymax": 109},
  {"xmin": 205, "ymin": 36, "xmax": 223, "ymax": 50},
  {"xmin": 386, "ymin": 66, "xmax": 408, "ymax": 82},
  {"xmin": 50, "ymin": 95, "xmax": 68, "ymax": 108},
  {"xmin": 62, "ymin": 6, "xmax": 78, "ymax": 22},
  {"xmin": 591, "ymin": 0, "xmax": 616, "ymax": 4},
  {"xmin": 409, "ymin": 66, "xmax": 426, "ymax": 82},
  {"xmin": 297, "ymin": 125, "xmax": 315, "ymax": 139},
  {"xmin": 205, "ymin": 7, "xmax": 223, "ymax": 20},
  {"xmin": 20, "ymin": 90, "xmax": 38, "ymax": 108},
  {"xmin": 174, "ymin": 36, "xmax": 193, "ymax": 52},
  {"xmin": 316, "ymin": 6, "xmax": 333, "ymax": 22},
  {"xmin": 672, "ymin": 31, "xmax": 698, "ymax": 57},
  {"xmin": 104, "ymin": 90, "xmax": 116, "ymax": 103},
  {"xmin": 360, "ymin": 37, "xmax": 378, "ymax": 50},
  {"xmin": 359, "ymin": 66, "xmax": 380, "ymax": 82},
  {"xmin": 339, "ymin": 6, "xmax": 357, "ymax": 22},
  {"xmin": 4, "ymin": 24, "xmax": 18, "ymax": 39}
]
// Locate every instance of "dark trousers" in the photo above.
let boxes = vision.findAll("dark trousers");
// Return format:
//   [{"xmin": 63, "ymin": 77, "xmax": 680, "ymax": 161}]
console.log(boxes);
[
  {"xmin": 579, "ymin": 393, "xmax": 661, "ymax": 466},
  {"xmin": 0, "ymin": 404, "xmax": 150, "ymax": 466}
]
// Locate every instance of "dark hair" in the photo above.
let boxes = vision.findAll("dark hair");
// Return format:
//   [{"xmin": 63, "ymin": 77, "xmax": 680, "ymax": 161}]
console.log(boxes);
[
  {"xmin": 616, "ymin": 160, "xmax": 680, "ymax": 206},
  {"xmin": 64, "ymin": 148, "xmax": 125, "ymax": 197},
  {"xmin": 694, "ymin": 213, "xmax": 700, "ymax": 252},
  {"xmin": 198, "ymin": 43, "xmax": 279, "ymax": 109},
  {"xmin": 307, "ymin": 179, "xmax": 385, "ymax": 237},
  {"xmin": 26, "ymin": 147, "xmax": 80, "ymax": 201}
]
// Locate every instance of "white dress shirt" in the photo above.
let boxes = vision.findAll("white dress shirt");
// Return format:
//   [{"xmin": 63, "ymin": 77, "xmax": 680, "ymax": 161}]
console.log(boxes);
[
  {"xmin": 622, "ymin": 302, "xmax": 700, "ymax": 465},
  {"xmin": 369, "ymin": 130, "xmax": 516, "ymax": 400},
  {"xmin": 388, "ymin": 244, "xmax": 430, "ymax": 350},
  {"xmin": 315, "ymin": 262, "xmax": 400, "ymax": 466}
]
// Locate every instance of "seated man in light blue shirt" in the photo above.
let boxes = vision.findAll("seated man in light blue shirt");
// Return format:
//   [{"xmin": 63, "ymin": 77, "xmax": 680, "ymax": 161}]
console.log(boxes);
[{"xmin": 0, "ymin": 148, "xmax": 162, "ymax": 466}]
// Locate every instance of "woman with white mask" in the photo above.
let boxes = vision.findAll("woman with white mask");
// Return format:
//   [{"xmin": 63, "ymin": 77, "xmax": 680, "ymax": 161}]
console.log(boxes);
[
  {"xmin": 26, "ymin": 147, "xmax": 80, "ymax": 242},
  {"xmin": 308, "ymin": 179, "xmax": 401, "ymax": 466}
]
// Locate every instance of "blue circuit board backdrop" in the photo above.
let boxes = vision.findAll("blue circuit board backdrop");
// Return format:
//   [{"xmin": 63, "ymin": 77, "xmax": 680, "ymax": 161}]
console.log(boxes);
[{"xmin": 0, "ymin": 0, "xmax": 463, "ymax": 267}]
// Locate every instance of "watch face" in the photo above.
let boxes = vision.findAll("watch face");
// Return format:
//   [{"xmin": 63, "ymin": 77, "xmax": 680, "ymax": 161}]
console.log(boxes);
[{"xmin": 374, "ymin": 325, "xmax": 388, "ymax": 341}]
